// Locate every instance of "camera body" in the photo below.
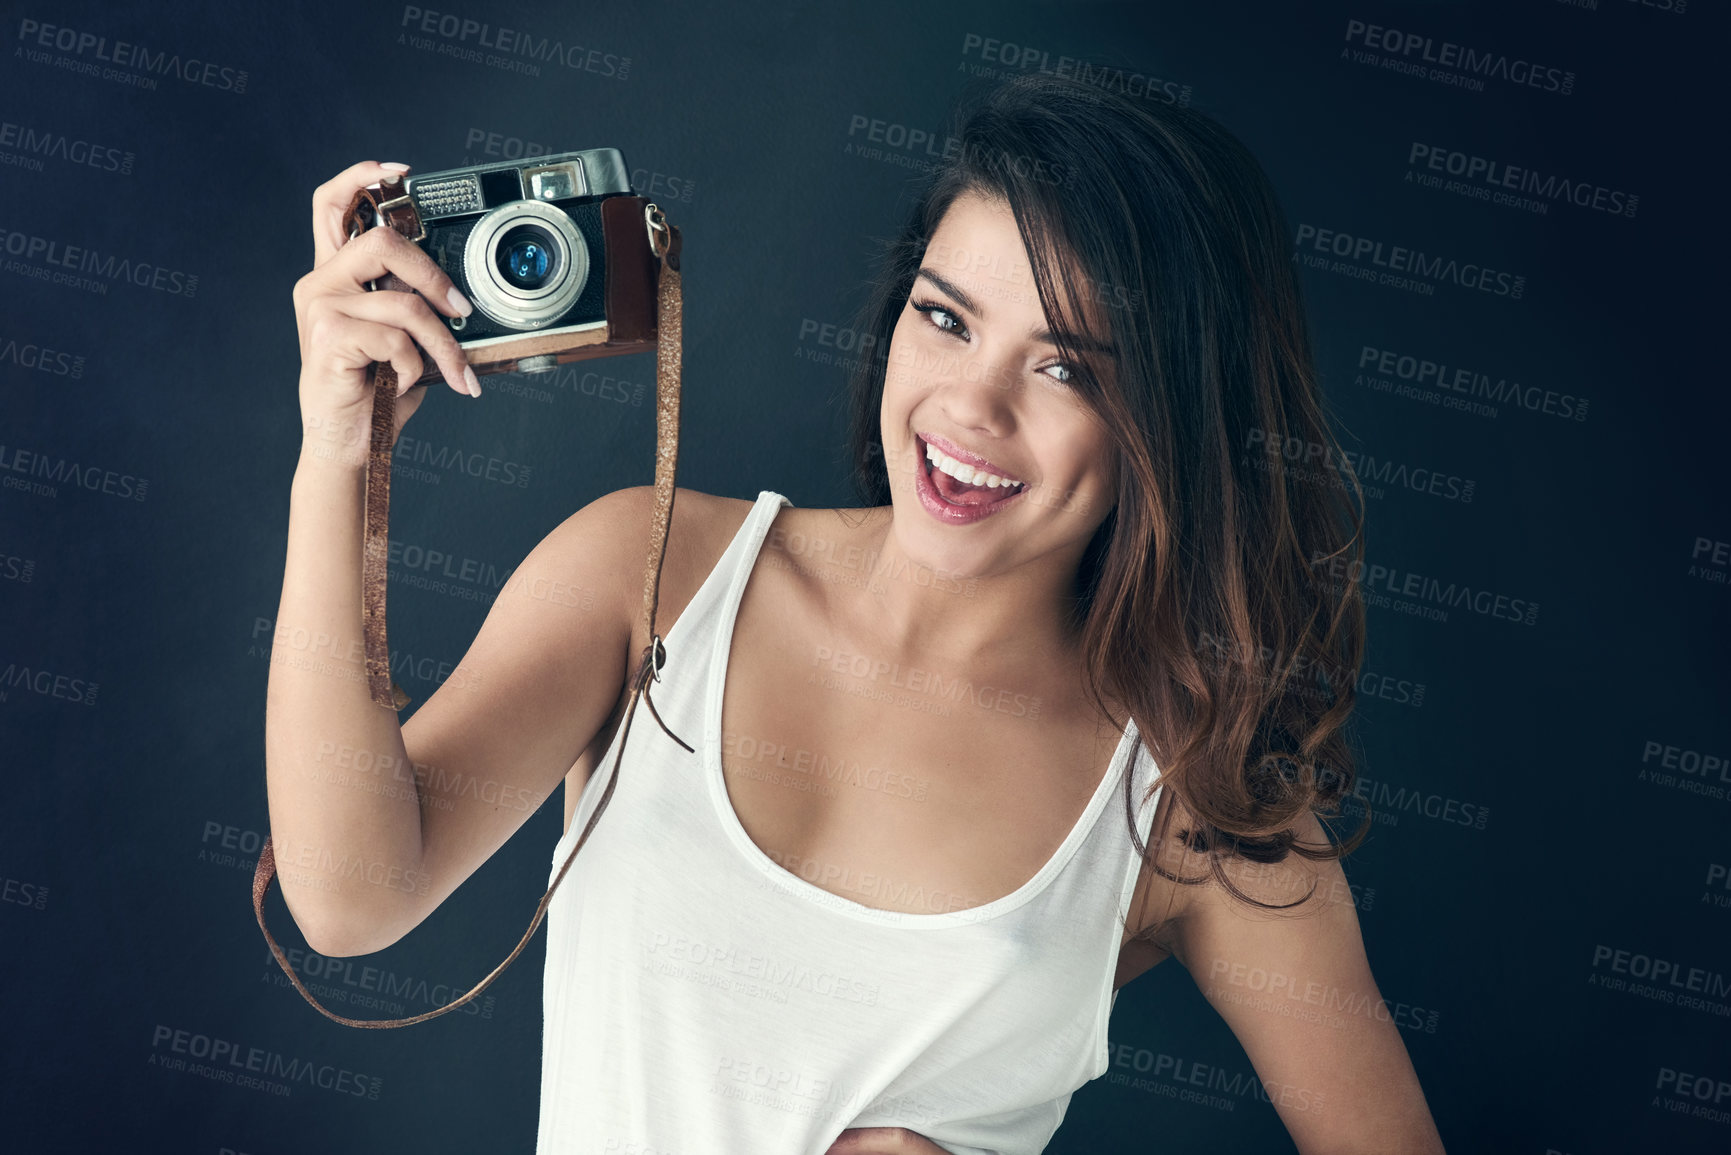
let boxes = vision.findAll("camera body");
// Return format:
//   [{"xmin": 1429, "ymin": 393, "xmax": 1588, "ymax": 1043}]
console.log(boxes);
[{"xmin": 384, "ymin": 147, "xmax": 660, "ymax": 385}]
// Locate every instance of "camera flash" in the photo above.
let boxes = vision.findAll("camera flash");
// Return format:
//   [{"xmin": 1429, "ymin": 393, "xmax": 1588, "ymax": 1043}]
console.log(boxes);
[{"xmin": 527, "ymin": 163, "xmax": 585, "ymax": 202}]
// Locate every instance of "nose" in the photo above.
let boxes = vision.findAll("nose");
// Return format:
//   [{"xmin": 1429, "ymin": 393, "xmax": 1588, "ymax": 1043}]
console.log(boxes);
[{"xmin": 935, "ymin": 341, "xmax": 1019, "ymax": 436}]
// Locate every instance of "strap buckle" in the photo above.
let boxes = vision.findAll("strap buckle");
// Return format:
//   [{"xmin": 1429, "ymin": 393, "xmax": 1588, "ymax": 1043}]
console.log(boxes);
[
  {"xmin": 644, "ymin": 203, "xmax": 670, "ymax": 258},
  {"xmin": 344, "ymin": 175, "xmax": 428, "ymax": 244}
]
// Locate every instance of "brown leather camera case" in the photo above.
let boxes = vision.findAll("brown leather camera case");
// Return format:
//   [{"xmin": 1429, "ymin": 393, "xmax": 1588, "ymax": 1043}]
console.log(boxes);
[{"xmin": 406, "ymin": 192, "xmax": 659, "ymax": 385}]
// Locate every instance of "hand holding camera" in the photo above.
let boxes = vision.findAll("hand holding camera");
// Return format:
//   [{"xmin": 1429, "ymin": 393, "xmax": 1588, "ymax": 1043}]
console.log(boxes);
[
  {"xmin": 291, "ymin": 149, "xmax": 661, "ymax": 470},
  {"xmin": 293, "ymin": 160, "xmax": 476, "ymax": 467}
]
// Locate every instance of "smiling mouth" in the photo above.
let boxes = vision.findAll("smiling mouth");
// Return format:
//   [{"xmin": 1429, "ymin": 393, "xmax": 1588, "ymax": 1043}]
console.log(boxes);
[{"xmin": 918, "ymin": 436, "xmax": 1026, "ymax": 508}]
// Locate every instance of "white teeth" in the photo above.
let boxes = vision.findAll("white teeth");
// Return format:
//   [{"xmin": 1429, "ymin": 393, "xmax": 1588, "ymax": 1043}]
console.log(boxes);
[{"xmin": 923, "ymin": 440, "xmax": 1021, "ymax": 489}]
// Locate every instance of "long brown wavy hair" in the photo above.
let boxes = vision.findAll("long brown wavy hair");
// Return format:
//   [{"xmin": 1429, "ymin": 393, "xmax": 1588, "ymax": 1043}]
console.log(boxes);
[{"xmin": 843, "ymin": 72, "xmax": 1373, "ymax": 915}]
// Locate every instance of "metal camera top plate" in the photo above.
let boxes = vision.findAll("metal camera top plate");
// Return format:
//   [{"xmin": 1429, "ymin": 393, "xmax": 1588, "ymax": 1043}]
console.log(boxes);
[{"xmin": 403, "ymin": 148, "xmax": 632, "ymax": 223}]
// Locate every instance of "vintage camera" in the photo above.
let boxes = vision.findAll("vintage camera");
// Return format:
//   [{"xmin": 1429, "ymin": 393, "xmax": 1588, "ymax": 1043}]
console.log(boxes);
[{"xmin": 376, "ymin": 147, "xmax": 662, "ymax": 384}]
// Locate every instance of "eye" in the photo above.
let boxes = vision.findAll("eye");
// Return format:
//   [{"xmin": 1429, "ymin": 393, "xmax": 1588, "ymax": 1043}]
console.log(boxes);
[
  {"xmin": 911, "ymin": 298, "xmax": 1087, "ymax": 389},
  {"xmin": 911, "ymin": 299, "xmax": 969, "ymax": 339}
]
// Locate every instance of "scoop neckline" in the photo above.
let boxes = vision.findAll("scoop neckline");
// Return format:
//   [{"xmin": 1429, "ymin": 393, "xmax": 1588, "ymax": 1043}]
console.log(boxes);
[{"xmin": 700, "ymin": 491, "xmax": 1140, "ymax": 929}]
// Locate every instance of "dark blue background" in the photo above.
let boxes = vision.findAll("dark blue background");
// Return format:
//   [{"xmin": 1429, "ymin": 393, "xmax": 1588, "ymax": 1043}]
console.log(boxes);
[{"xmin": 2, "ymin": 1, "xmax": 1726, "ymax": 1151}]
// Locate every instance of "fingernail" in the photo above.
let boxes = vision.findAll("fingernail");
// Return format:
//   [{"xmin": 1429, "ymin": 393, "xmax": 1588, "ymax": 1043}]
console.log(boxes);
[
  {"xmin": 380, "ymin": 162, "xmax": 411, "ymax": 172},
  {"xmin": 464, "ymin": 366, "xmax": 481, "ymax": 398},
  {"xmin": 447, "ymin": 286, "xmax": 473, "ymax": 317}
]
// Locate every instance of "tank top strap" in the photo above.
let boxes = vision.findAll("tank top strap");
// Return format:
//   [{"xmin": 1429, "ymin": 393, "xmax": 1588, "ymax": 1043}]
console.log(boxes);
[
  {"xmin": 718, "ymin": 488, "xmax": 788, "ymax": 573},
  {"xmin": 1115, "ymin": 725, "xmax": 1165, "ymax": 924},
  {"xmin": 658, "ymin": 490, "xmax": 790, "ymax": 656},
  {"xmin": 548, "ymin": 490, "xmax": 790, "ymax": 873},
  {"xmin": 721, "ymin": 489, "xmax": 792, "ymax": 589}
]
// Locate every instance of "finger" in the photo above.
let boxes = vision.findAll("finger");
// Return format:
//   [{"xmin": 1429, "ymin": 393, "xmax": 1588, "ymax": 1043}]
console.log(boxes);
[
  {"xmin": 314, "ymin": 226, "xmax": 472, "ymax": 322},
  {"xmin": 354, "ymin": 319, "xmax": 425, "ymax": 393},
  {"xmin": 334, "ymin": 290, "xmax": 476, "ymax": 397},
  {"xmin": 311, "ymin": 160, "xmax": 411, "ymax": 267},
  {"xmin": 328, "ymin": 316, "xmax": 425, "ymax": 393},
  {"xmin": 310, "ymin": 160, "xmax": 412, "ymax": 268}
]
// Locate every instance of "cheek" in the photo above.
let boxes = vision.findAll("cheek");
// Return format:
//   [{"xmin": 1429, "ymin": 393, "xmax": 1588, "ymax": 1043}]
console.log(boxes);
[
  {"xmin": 878, "ymin": 323, "xmax": 923, "ymax": 479},
  {"xmin": 1029, "ymin": 397, "xmax": 1112, "ymax": 477},
  {"xmin": 883, "ymin": 320, "xmax": 923, "ymax": 400}
]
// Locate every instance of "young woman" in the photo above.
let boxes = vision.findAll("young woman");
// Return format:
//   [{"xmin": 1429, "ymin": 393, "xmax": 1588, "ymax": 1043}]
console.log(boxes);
[{"xmin": 266, "ymin": 73, "xmax": 1446, "ymax": 1154}]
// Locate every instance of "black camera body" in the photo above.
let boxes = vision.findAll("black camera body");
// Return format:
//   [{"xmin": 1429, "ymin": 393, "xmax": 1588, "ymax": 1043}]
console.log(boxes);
[{"xmin": 387, "ymin": 148, "xmax": 659, "ymax": 382}]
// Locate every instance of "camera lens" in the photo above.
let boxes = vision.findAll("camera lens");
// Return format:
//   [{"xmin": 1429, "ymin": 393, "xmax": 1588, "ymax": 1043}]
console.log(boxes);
[
  {"xmin": 496, "ymin": 224, "xmax": 561, "ymax": 290},
  {"xmin": 462, "ymin": 199, "xmax": 589, "ymax": 329}
]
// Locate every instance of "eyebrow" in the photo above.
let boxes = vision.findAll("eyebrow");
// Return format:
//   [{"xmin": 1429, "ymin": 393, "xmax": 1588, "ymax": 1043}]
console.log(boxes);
[{"xmin": 914, "ymin": 267, "xmax": 1118, "ymax": 358}]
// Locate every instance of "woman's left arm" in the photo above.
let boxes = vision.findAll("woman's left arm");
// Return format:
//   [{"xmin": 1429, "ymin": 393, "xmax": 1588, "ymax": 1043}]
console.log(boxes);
[{"xmin": 1165, "ymin": 810, "xmax": 1447, "ymax": 1155}]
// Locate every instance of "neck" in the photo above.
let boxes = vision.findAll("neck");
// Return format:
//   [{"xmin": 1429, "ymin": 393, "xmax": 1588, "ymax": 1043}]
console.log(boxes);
[{"xmin": 844, "ymin": 506, "xmax": 1091, "ymax": 672}]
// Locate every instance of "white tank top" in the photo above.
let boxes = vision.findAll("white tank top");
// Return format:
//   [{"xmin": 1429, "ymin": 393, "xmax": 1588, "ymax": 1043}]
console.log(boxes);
[{"xmin": 536, "ymin": 491, "xmax": 1164, "ymax": 1155}]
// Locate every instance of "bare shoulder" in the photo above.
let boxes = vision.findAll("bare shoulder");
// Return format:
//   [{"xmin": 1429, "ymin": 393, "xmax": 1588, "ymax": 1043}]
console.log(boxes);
[
  {"xmin": 643, "ymin": 486, "xmax": 759, "ymax": 641},
  {"xmin": 551, "ymin": 485, "xmax": 759, "ymax": 654},
  {"xmin": 1159, "ymin": 792, "xmax": 1358, "ymax": 953},
  {"xmin": 1128, "ymin": 787, "xmax": 1351, "ymax": 944},
  {"xmin": 602, "ymin": 489, "xmax": 880, "ymax": 637}
]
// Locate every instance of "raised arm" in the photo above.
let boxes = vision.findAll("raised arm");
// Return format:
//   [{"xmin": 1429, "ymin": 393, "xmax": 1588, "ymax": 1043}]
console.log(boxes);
[
  {"xmin": 263, "ymin": 160, "xmax": 647, "ymax": 958},
  {"xmin": 266, "ymin": 458, "xmax": 649, "ymax": 956}
]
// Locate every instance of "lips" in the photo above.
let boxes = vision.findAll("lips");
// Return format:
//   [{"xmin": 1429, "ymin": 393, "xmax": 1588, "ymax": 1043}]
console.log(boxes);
[
  {"xmin": 912, "ymin": 434, "xmax": 1026, "ymax": 525},
  {"xmin": 921, "ymin": 433, "xmax": 1019, "ymax": 480}
]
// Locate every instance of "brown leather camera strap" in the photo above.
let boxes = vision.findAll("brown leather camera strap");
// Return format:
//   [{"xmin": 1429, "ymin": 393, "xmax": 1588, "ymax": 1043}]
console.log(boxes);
[{"xmin": 252, "ymin": 182, "xmax": 688, "ymax": 1028}]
